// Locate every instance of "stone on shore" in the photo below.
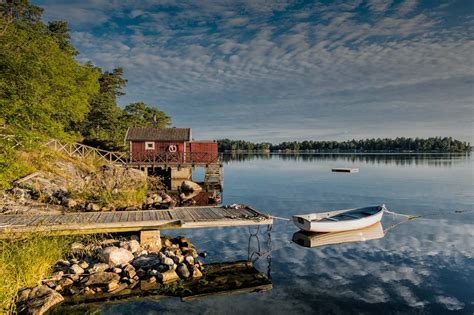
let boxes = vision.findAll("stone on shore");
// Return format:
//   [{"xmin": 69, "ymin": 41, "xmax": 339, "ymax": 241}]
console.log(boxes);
[
  {"xmin": 99, "ymin": 247, "xmax": 134, "ymax": 267},
  {"xmin": 88, "ymin": 263, "xmax": 110, "ymax": 274},
  {"xmin": 119, "ymin": 240, "xmax": 141, "ymax": 253},
  {"xmin": 84, "ymin": 271, "xmax": 120, "ymax": 286},
  {"xmin": 22, "ymin": 285, "xmax": 64, "ymax": 315},
  {"xmin": 157, "ymin": 270, "xmax": 179, "ymax": 283},
  {"xmin": 176, "ymin": 264, "xmax": 190, "ymax": 279},
  {"xmin": 132, "ymin": 254, "xmax": 161, "ymax": 269},
  {"xmin": 69, "ymin": 264, "xmax": 84, "ymax": 275}
]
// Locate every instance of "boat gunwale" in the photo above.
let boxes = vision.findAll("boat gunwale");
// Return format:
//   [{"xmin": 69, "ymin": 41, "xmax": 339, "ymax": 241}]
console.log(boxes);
[{"xmin": 292, "ymin": 205, "xmax": 386, "ymax": 223}]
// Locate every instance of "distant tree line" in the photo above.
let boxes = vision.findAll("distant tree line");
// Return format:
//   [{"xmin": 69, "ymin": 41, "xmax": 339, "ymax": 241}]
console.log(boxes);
[
  {"xmin": 218, "ymin": 137, "xmax": 471, "ymax": 153},
  {"xmin": 0, "ymin": 0, "xmax": 170, "ymax": 151}
]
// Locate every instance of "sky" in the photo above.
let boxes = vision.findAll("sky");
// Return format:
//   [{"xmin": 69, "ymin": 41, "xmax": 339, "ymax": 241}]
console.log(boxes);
[{"xmin": 33, "ymin": 0, "xmax": 474, "ymax": 142}]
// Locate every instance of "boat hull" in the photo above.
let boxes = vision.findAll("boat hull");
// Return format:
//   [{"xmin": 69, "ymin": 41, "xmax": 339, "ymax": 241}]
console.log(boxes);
[{"xmin": 292, "ymin": 206, "xmax": 385, "ymax": 232}]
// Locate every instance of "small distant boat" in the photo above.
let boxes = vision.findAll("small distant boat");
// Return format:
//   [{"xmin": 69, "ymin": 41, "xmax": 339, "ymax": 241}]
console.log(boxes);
[
  {"xmin": 332, "ymin": 167, "xmax": 359, "ymax": 173},
  {"xmin": 292, "ymin": 222, "xmax": 384, "ymax": 248},
  {"xmin": 292, "ymin": 205, "xmax": 386, "ymax": 232}
]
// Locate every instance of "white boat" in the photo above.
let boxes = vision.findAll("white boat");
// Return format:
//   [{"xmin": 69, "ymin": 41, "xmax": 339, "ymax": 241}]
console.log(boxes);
[
  {"xmin": 292, "ymin": 205, "xmax": 386, "ymax": 232},
  {"xmin": 292, "ymin": 222, "xmax": 385, "ymax": 248}
]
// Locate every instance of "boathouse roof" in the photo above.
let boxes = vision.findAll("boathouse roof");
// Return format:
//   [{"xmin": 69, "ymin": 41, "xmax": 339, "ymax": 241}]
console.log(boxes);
[{"xmin": 125, "ymin": 127, "xmax": 191, "ymax": 141}]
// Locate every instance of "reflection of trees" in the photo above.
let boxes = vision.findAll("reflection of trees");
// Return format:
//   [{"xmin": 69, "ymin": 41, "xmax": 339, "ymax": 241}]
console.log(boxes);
[{"xmin": 222, "ymin": 153, "xmax": 471, "ymax": 167}]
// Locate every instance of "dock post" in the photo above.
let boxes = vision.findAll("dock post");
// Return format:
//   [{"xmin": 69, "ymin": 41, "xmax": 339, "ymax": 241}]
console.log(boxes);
[{"xmin": 140, "ymin": 230, "xmax": 161, "ymax": 252}]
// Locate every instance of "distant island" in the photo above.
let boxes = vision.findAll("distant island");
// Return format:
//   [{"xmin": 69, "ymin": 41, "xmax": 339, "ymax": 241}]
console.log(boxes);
[{"xmin": 218, "ymin": 137, "xmax": 471, "ymax": 153}]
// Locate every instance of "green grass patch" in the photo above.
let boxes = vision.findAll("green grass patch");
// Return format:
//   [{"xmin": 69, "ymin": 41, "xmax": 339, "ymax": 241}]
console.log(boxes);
[{"xmin": 0, "ymin": 235, "xmax": 72, "ymax": 313}]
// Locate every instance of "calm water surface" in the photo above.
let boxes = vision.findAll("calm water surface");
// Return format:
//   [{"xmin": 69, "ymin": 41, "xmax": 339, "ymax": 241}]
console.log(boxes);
[{"xmin": 104, "ymin": 154, "xmax": 473, "ymax": 314}]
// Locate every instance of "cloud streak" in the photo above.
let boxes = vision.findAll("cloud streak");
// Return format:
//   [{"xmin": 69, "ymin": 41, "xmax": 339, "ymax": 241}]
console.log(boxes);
[{"xmin": 34, "ymin": 0, "xmax": 474, "ymax": 142}]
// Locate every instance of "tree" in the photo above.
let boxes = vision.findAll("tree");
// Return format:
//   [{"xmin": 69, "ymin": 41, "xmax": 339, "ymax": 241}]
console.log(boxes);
[
  {"xmin": 122, "ymin": 102, "xmax": 170, "ymax": 128},
  {"xmin": 0, "ymin": 3, "xmax": 99, "ymax": 138}
]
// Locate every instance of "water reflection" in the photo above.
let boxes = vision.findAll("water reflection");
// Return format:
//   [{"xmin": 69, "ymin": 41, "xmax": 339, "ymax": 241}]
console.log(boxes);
[
  {"xmin": 292, "ymin": 222, "xmax": 385, "ymax": 248},
  {"xmin": 222, "ymin": 152, "xmax": 471, "ymax": 167}
]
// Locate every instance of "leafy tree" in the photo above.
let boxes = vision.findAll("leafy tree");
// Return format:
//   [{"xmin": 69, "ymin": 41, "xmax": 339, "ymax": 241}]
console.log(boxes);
[
  {"xmin": 0, "ymin": 1, "xmax": 99, "ymax": 139},
  {"xmin": 122, "ymin": 102, "xmax": 170, "ymax": 128}
]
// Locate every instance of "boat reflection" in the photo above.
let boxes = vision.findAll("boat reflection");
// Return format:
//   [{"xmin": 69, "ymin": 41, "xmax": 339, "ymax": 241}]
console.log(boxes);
[{"xmin": 292, "ymin": 222, "xmax": 384, "ymax": 248}]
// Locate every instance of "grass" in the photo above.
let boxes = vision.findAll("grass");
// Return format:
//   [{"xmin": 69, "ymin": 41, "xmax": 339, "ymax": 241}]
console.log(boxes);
[{"xmin": 0, "ymin": 234, "xmax": 72, "ymax": 313}]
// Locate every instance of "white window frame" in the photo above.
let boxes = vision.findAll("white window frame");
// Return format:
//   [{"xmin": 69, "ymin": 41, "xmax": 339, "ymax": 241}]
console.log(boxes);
[{"xmin": 145, "ymin": 141, "xmax": 155, "ymax": 150}]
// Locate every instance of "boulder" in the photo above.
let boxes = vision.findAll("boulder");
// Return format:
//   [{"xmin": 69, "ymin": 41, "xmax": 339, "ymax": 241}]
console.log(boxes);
[
  {"xmin": 99, "ymin": 247, "xmax": 134, "ymax": 267},
  {"xmin": 184, "ymin": 256, "xmax": 194, "ymax": 266},
  {"xmin": 58, "ymin": 277, "xmax": 74, "ymax": 287},
  {"xmin": 22, "ymin": 285, "xmax": 64, "ymax": 315},
  {"xmin": 123, "ymin": 264, "xmax": 136, "ymax": 278},
  {"xmin": 84, "ymin": 271, "xmax": 120, "ymax": 286},
  {"xmin": 78, "ymin": 260, "xmax": 89, "ymax": 269},
  {"xmin": 63, "ymin": 198, "xmax": 77, "ymax": 209},
  {"xmin": 162, "ymin": 257, "xmax": 175, "ymax": 267},
  {"xmin": 140, "ymin": 277, "xmax": 157, "ymax": 290},
  {"xmin": 132, "ymin": 254, "xmax": 161, "ymax": 269}
]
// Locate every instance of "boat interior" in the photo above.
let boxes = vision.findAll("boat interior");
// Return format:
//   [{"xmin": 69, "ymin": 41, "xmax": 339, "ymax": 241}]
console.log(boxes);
[{"xmin": 293, "ymin": 205, "xmax": 384, "ymax": 222}]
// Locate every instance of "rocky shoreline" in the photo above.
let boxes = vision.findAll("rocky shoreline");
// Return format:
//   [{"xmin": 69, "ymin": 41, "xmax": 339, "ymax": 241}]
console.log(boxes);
[{"xmin": 16, "ymin": 235, "xmax": 206, "ymax": 314}]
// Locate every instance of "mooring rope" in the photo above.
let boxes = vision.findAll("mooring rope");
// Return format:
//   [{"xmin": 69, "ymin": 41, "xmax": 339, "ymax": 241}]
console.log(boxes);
[{"xmin": 383, "ymin": 208, "xmax": 421, "ymax": 220}]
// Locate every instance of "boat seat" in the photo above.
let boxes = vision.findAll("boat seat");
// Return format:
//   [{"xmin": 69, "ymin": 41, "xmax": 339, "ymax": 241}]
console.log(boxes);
[{"xmin": 323, "ymin": 217, "xmax": 339, "ymax": 221}]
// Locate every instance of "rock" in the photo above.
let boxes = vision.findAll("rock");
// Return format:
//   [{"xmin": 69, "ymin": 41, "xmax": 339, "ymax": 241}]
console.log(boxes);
[
  {"xmin": 87, "ymin": 203, "xmax": 101, "ymax": 212},
  {"xmin": 64, "ymin": 198, "xmax": 77, "ymax": 209},
  {"xmin": 55, "ymin": 259, "xmax": 70, "ymax": 267},
  {"xmin": 131, "ymin": 235, "xmax": 139, "ymax": 241},
  {"xmin": 163, "ymin": 250, "xmax": 175, "ymax": 258},
  {"xmin": 107, "ymin": 281, "xmax": 120, "ymax": 292},
  {"xmin": 162, "ymin": 257, "xmax": 175, "ymax": 267},
  {"xmin": 23, "ymin": 285, "xmax": 64, "ymax": 315},
  {"xmin": 184, "ymin": 256, "xmax": 194, "ymax": 266},
  {"xmin": 70, "ymin": 258, "xmax": 79, "ymax": 264},
  {"xmin": 83, "ymin": 287, "xmax": 95, "ymax": 296},
  {"xmin": 132, "ymin": 254, "xmax": 161, "ymax": 269},
  {"xmin": 99, "ymin": 247, "xmax": 134, "ymax": 267},
  {"xmin": 112, "ymin": 267, "xmax": 122, "ymax": 274},
  {"xmin": 192, "ymin": 267, "xmax": 203, "ymax": 279},
  {"xmin": 172, "ymin": 255, "xmax": 184, "ymax": 264},
  {"xmin": 140, "ymin": 277, "xmax": 157, "ymax": 290},
  {"xmin": 157, "ymin": 270, "xmax": 179, "ymax": 283},
  {"xmin": 50, "ymin": 271, "xmax": 64, "ymax": 281},
  {"xmin": 58, "ymin": 277, "xmax": 74, "ymax": 287},
  {"xmin": 88, "ymin": 263, "xmax": 110, "ymax": 274},
  {"xmin": 69, "ymin": 264, "xmax": 84, "ymax": 275},
  {"xmin": 84, "ymin": 271, "xmax": 120, "ymax": 286},
  {"xmin": 199, "ymin": 252, "xmax": 208, "ymax": 258},
  {"xmin": 78, "ymin": 260, "xmax": 89, "ymax": 269},
  {"xmin": 183, "ymin": 248, "xmax": 198, "ymax": 259},
  {"xmin": 136, "ymin": 268, "xmax": 147, "ymax": 278},
  {"xmin": 123, "ymin": 264, "xmax": 136, "ymax": 278},
  {"xmin": 17, "ymin": 288, "xmax": 31, "ymax": 304},
  {"xmin": 119, "ymin": 240, "xmax": 141, "ymax": 253},
  {"xmin": 109, "ymin": 283, "xmax": 128, "ymax": 294},
  {"xmin": 148, "ymin": 269, "xmax": 159, "ymax": 276},
  {"xmin": 54, "ymin": 285, "xmax": 62, "ymax": 292},
  {"xmin": 176, "ymin": 264, "xmax": 190, "ymax": 279},
  {"xmin": 162, "ymin": 238, "xmax": 172, "ymax": 248}
]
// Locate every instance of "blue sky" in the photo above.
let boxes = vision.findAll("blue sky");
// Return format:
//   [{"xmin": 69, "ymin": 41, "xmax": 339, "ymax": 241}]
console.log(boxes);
[{"xmin": 33, "ymin": 0, "xmax": 473, "ymax": 142}]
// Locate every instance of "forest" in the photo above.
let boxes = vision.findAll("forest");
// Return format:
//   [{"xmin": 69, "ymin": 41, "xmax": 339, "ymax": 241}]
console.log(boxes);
[{"xmin": 218, "ymin": 137, "xmax": 471, "ymax": 153}]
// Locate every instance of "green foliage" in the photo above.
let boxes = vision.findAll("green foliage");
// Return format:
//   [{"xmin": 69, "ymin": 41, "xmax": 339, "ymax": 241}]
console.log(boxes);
[
  {"xmin": 218, "ymin": 137, "xmax": 471, "ymax": 153},
  {"xmin": 82, "ymin": 68, "xmax": 171, "ymax": 150},
  {"xmin": 0, "ymin": 6, "xmax": 100, "ymax": 138},
  {"xmin": 123, "ymin": 102, "xmax": 171, "ymax": 128},
  {"xmin": 0, "ymin": 234, "xmax": 71, "ymax": 313}
]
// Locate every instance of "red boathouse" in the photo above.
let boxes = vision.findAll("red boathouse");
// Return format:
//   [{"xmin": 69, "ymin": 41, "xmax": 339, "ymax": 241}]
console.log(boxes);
[{"xmin": 124, "ymin": 127, "xmax": 219, "ymax": 165}]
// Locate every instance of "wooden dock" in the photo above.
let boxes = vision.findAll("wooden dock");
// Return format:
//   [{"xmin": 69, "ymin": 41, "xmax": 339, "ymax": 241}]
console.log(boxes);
[{"xmin": 0, "ymin": 205, "xmax": 272, "ymax": 237}]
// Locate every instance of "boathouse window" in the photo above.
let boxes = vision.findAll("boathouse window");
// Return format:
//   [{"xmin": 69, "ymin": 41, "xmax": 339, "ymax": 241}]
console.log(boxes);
[{"xmin": 145, "ymin": 142, "xmax": 155, "ymax": 150}]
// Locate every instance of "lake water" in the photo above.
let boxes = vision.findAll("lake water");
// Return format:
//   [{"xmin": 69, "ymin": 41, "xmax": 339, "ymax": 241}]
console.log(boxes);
[{"xmin": 102, "ymin": 154, "xmax": 473, "ymax": 314}]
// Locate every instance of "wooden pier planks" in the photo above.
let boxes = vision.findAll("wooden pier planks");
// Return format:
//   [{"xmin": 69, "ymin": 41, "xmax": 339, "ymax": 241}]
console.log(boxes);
[{"xmin": 0, "ymin": 205, "xmax": 272, "ymax": 237}]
